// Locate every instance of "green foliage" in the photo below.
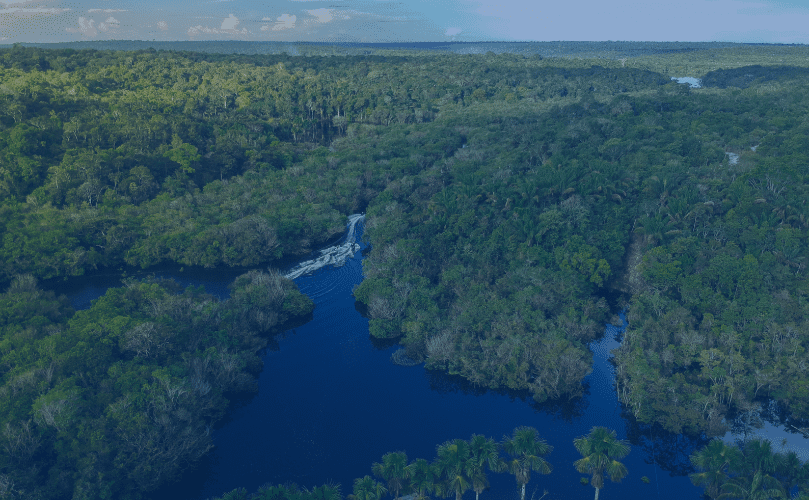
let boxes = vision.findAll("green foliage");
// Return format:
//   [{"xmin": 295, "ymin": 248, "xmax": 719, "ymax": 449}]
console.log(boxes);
[
  {"xmin": 0, "ymin": 272, "xmax": 312, "ymax": 500},
  {"xmin": 215, "ymin": 483, "xmax": 343, "ymax": 500},
  {"xmin": 206, "ymin": 427, "xmax": 809, "ymax": 500},
  {"xmin": 372, "ymin": 451, "xmax": 409, "ymax": 500},
  {"xmin": 350, "ymin": 476, "xmax": 387, "ymax": 500},
  {"xmin": 163, "ymin": 134, "xmax": 201, "ymax": 173},
  {"xmin": 573, "ymin": 427, "xmax": 630, "ymax": 499},
  {"xmin": 688, "ymin": 438, "xmax": 809, "ymax": 500},
  {"xmin": 4, "ymin": 43, "xmax": 809, "ymax": 499},
  {"xmin": 501, "ymin": 427, "xmax": 553, "ymax": 500}
]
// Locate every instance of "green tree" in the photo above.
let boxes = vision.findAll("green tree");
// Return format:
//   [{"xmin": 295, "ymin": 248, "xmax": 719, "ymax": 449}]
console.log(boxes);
[
  {"xmin": 308, "ymin": 484, "xmax": 344, "ymax": 500},
  {"xmin": 349, "ymin": 477, "xmax": 388, "ymax": 500},
  {"xmin": 719, "ymin": 470, "xmax": 786, "ymax": 500},
  {"xmin": 573, "ymin": 427, "xmax": 630, "ymax": 500},
  {"xmin": 435, "ymin": 439, "xmax": 472, "ymax": 500},
  {"xmin": 163, "ymin": 134, "xmax": 201, "ymax": 174},
  {"xmin": 467, "ymin": 434, "xmax": 504, "ymax": 500},
  {"xmin": 501, "ymin": 427, "xmax": 553, "ymax": 500},
  {"xmin": 465, "ymin": 461, "xmax": 489, "ymax": 500},
  {"xmin": 372, "ymin": 451, "xmax": 409, "ymax": 500},
  {"xmin": 469, "ymin": 434, "xmax": 504, "ymax": 473},
  {"xmin": 689, "ymin": 439, "xmax": 743, "ymax": 500},
  {"xmin": 743, "ymin": 439, "xmax": 776, "ymax": 475},
  {"xmin": 406, "ymin": 458, "xmax": 437, "ymax": 500}
]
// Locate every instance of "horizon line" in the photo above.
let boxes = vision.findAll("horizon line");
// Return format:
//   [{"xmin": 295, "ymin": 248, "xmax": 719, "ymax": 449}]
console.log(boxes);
[{"xmin": 3, "ymin": 40, "xmax": 808, "ymax": 46}]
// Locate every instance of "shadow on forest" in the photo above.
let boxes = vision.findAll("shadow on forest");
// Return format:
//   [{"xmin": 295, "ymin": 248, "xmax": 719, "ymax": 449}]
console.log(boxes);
[
  {"xmin": 702, "ymin": 65, "xmax": 809, "ymax": 89},
  {"xmin": 424, "ymin": 368, "xmax": 590, "ymax": 423},
  {"xmin": 624, "ymin": 415, "xmax": 712, "ymax": 477}
]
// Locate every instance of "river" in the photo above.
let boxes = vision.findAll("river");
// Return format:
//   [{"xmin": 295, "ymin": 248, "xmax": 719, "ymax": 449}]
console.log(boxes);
[{"xmin": 49, "ymin": 216, "xmax": 807, "ymax": 500}]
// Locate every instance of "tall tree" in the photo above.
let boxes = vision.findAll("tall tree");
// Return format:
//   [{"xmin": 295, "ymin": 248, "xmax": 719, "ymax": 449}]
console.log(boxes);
[
  {"xmin": 573, "ymin": 427, "xmax": 630, "ymax": 500},
  {"xmin": 465, "ymin": 461, "xmax": 489, "ymax": 500},
  {"xmin": 773, "ymin": 450, "xmax": 804, "ymax": 492},
  {"xmin": 467, "ymin": 434, "xmax": 504, "ymax": 500},
  {"xmin": 406, "ymin": 458, "xmax": 437, "ymax": 500},
  {"xmin": 349, "ymin": 476, "xmax": 388, "ymax": 500},
  {"xmin": 743, "ymin": 439, "xmax": 777, "ymax": 475},
  {"xmin": 689, "ymin": 439, "xmax": 743, "ymax": 500},
  {"xmin": 435, "ymin": 439, "xmax": 472, "ymax": 500},
  {"xmin": 469, "ymin": 434, "xmax": 504, "ymax": 473},
  {"xmin": 372, "ymin": 451, "xmax": 409, "ymax": 500},
  {"xmin": 501, "ymin": 427, "xmax": 553, "ymax": 500},
  {"xmin": 719, "ymin": 470, "xmax": 786, "ymax": 500}
]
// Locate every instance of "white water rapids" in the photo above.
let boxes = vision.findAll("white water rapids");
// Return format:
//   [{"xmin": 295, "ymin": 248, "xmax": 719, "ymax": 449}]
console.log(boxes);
[{"xmin": 283, "ymin": 214, "xmax": 365, "ymax": 280}]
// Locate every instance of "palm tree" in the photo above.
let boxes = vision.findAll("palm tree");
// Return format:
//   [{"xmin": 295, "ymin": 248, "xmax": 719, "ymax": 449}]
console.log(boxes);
[
  {"xmin": 573, "ymin": 426, "xmax": 630, "ymax": 500},
  {"xmin": 743, "ymin": 439, "xmax": 776, "ymax": 476},
  {"xmin": 349, "ymin": 476, "xmax": 388, "ymax": 500},
  {"xmin": 407, "ymin": 458, "xmax": 437, "ymax": 500},
  {"xmin": 431, "ymin": 472, "xmax": 451, "ymax": 500},
  {"xmin": 501, "ymin": 426, "xmax": 553, "ymax": 500},
  {"xmin": 467, "ymin": 434, "xmax": 504, "ymax": 500},
  {"xmin": 373, "ymin": 451, "xmax": 409, "ymax": 500},
  {"xmin": 719, "ymin": 470, "xmax": 786, "ymax": 500},
  {"xmin": 309, "ymin": 484, "xmax": 344, "ymax": 500},
  {"xmin": 446, "ymin": 469, "xmax": 471, "ymax": 500},
  {"xmin": 465, "ymin": 460, "xmax": 490, "ymax": 500},
  {"xmin": 689, "ymin": 439, "xmax": 743, "ymax": 500},
  {"xmin": 773, "ymin": 450, "xmax": 803, "ymax": 492},
  {"xmin": 469, "ymin": 434, "xmax": 504, "ymax": 474},
  {"xmin": 435, "ymin": 439, "xmax": 472, "ymax": 500}
]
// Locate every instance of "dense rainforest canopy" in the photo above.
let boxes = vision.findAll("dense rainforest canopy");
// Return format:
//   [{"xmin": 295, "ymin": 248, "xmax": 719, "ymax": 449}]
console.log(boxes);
[{"xmin": 1, "ymin": 43, "xmax": 809, "ymax": 499}]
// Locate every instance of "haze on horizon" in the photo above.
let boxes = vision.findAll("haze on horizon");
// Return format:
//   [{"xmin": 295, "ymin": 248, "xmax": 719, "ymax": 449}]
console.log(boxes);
[{"xmin": 1, "ymin": 0, "xmax": 808, "ymax": 45}]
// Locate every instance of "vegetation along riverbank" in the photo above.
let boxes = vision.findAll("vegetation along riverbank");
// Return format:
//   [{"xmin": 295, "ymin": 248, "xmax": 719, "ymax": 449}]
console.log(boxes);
[
  {"xmin": 209, "ymin": 427, "xmax": 809, "ymax": 500},
  {"xmin": 1, "ymin": 42, "xmax": 809, "ymax": 498}
]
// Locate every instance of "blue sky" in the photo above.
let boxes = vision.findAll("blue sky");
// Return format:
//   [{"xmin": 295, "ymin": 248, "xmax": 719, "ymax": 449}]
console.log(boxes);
[{"xmin": 1, "ymin": 0, "xmax": 808, "ymax": 44}]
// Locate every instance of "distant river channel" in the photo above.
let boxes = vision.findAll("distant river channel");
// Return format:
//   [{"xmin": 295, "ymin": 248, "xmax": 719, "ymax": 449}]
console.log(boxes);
[{"xmin": 46, "ymin": 217, "xmax": 805, "ymax": 500}]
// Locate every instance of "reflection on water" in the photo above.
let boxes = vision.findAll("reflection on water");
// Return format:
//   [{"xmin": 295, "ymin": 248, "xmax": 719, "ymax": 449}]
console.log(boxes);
[
  {"xmin": 670, "ymin": 76, "xmax": 702, "ymax": 88},
  {"xmin": 151, "ymin": 248, "xmax": 709, "ymax": 500},
  {"xmin": 721, "ymin": 399, "xmax": 809, "ymax": 462},
  {"xmin": 46, "ymin": 215, "xmax": 796, "ymax": 500}
]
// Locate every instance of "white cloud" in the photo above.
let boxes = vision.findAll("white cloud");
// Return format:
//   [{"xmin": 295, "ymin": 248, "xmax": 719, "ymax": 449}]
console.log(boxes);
[
  {"xmin": 88, "ymin": 9, "xmax": 128, "ymax": 13},
  {"xmin": 77, "ymin": 16, "xmax": 97, "ymax": 37},
  {"xmin": 188, "ymin": 22, "xmax": 249, "ymax": 37},
  {"xmin": 189, "ymin": 25, "xmax": 217, "ymax": 34},
  {"xmin": 0, "ymin": 0, "xmax": 37, "ymax": 7},
  {"xmin": 105, "ymin": 16, "xmax": 119, "ymax": 24},
  {"xmin": 445, "ymin": 27, "xmax": 461, "ymax": 36},
  {"xmin": 0, "ymin": 7, "xmax": 70, "ymax": 14},
  {"xmin": 306, "ymin": 8, "xmax": 333, "ymax": 23},
  {"xmin": 261, "ymin": 13, "xmax": 296, "ymax": 31},
  {"xmin": 220, "ymin": 13, "xmax": 238, "ymax": 30},
  {"xmin": 157, "ymin": 20, "xmax": 168, "ymax": 31}
]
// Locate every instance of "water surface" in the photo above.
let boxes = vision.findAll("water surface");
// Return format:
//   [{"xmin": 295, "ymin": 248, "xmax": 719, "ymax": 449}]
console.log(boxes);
[
  {"xmin": 52, "ymin": 218, "xmax": 807, "ymax": 500},
  {"xmin": 147, "ymin": 222, "xmax": 707, "ymax": 500}
]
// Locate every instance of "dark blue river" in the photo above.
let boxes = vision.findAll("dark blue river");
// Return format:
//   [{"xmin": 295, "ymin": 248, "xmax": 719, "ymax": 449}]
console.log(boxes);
[{"xmin": 55, "ymin": 220, "xmax": 713, "ymax": 500}]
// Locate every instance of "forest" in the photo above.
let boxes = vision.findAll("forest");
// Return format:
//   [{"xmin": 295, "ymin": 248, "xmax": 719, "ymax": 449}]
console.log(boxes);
[{"xmin": 1, "ymin": 42, "xmax": 809, "ymax": 499}]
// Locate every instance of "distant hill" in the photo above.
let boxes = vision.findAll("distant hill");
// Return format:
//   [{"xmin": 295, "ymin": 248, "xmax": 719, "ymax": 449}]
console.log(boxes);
[{"xmin": 0, "ymin": 40, "xmax": 764, "ymax": 59}]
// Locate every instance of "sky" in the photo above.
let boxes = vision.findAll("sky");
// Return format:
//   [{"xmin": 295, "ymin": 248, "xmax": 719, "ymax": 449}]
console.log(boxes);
[{"xmin": 1, "ymin": 0, "xmax": 809, "ymax": 44}]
